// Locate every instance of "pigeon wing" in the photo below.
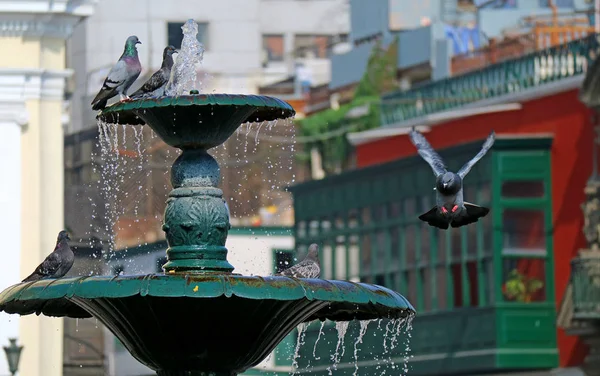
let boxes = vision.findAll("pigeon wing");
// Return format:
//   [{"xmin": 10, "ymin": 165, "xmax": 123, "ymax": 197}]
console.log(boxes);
[
  {"xmin": 91, "ymin": 60, "xmax": 130, "ymax": 105},
  {"xmin": 457, "ymin": 131, "xmax": 496, "ymax": 179},
  {"xmin": 36, "ymin": 251, "xmax": 62, "ymax": 277},
  {"xmin": 409, "ymin": 128, "xmax": 447, "ymax": 177},
  {"xmin": 131, "ymin": 69, "xmax": 168, "ymax": 98}
]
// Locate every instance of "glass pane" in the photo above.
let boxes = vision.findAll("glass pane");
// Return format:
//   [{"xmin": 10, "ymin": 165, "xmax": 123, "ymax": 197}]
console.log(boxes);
[
  {"xmin": 502, "ymin": 209, "xmax": 547, "ymax": 256},
  {"xmin": 467, "ymin": 261, "xmax": 478, "ymax": 306},
  {"xmin": 405, "ymin": 225, "xmax": 416, "ymax": 266},
  {"xmin": 274, "ymin": 251, "xmax": 293, "ymax": 274},
  {"xmin": 423, "ymin": 268, "xmax": 432, "ymax": 311},
  {"xmin": 436, "ymin": 265, "xmax": 447, "ymax": 310},
  {"xmin": 501, "ymin": 180, "xmax": 544, "ymax": 198},
  {"xmin": 262, "ymin": 34, "xmax": 284, "ymax": 62},
  {"xmin": 502, "ymin": 258, "xmax": 546, "ymax": 302}
]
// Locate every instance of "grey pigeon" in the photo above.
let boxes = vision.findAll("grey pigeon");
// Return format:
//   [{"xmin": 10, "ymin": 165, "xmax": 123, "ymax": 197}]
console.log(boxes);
[
  {"xmin": 131, "ymin": 45, "xmax": 177, "ymax": 99},
  {"xmin": 22, "ymin": 230, "xmax": 74, "ymax": 282},
  {"xmin": 409, "ymin": 128, "xmax": 495, "ymax": 230},
  {"xmin": 277, "ymin": 244, "xmax": 321, "ymax": 279},
  {"xmin": 91, "ymin": 35, "xmax": 142, "ymax": 111}
]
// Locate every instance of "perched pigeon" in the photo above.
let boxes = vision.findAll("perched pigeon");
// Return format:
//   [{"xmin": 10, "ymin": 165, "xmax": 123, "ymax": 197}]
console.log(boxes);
[
  {"xmin": 130, "ymin": 45, "xmax": 177, "ymax": 99},
  {"xmin": 277, "ymin": 244, "xmax": 321, "ymax": 279},
  {"xmin": 22, "ymin": 230, "xmax": 74, "ymax": 282},
  {"xmin": 409, "ymin": 128, "xmax": 495, "ymax": 230},
  {"xmin": 91, "ymin": 35, "xmax": 142, "ymax": 111}
]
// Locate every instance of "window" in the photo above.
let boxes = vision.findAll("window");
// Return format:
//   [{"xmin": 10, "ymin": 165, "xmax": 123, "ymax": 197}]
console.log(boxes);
[
  {"xmin": 167, "ymin": 21, "xmax": 209, "ymax": 50},
  {"xmin": 501, "ymin": 180, "xmax": 544, "ymax": 198},
  {"xmin": 539, "ymin": 0, "xmax": 573, "ymax": 7},
  {"xmin": 156, "ymin": 256, "xmax": 167, "ymax": 272},
  {"xmin": 502, "ymin": 258, "xmax": 546, "ymax": 302},
  {"xmin": 473, "ymin": 0, "xmax": 517, "ymax": 8},
  {"xmin": 502, "ymin": 209, "xmax": 546, "ymax": 256},
  {"xmin": 262, "ymin": 34, "xmax": 284, "ymax": 63},
  {"xmin": 293, "ymin": 34, "xmax": 332, "ymax": 59}
]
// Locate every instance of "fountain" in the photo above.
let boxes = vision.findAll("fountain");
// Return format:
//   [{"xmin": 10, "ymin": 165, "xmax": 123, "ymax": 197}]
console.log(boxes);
[{"xmin": 0, "ymin": 20, "xmax": 414, "ymax": 375}]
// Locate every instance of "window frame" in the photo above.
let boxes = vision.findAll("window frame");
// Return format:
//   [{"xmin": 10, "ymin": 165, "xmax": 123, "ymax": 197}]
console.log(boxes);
[
  {"xmin": 166, "ymin": 21, "xmax": 209, "ymax": 50},
  {"xmin": 492, "ymin": 147, "xmax": 554, "ymax": 306}
]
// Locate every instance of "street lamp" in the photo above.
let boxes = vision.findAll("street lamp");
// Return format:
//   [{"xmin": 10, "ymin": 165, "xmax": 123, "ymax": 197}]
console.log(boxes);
[{"xmin": 3, "ymin": 338, "xmax": 23, "ymax": 376}]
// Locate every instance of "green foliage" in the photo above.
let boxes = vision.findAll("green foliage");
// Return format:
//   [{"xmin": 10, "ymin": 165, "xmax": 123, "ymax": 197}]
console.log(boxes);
[
  {"xmin": 503, "ymin": 269, "xmax": 544, "ymax": 303},
  {"xmin": 298, "ymin": 37, "xmax": 399, "ymax": 174}
]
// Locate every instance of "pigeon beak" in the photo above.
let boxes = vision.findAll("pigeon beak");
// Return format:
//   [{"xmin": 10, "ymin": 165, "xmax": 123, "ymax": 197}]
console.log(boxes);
[
  {"xmin": 443, "ymin": 183, "xmax": 448, "ymax": 189},
  {"xmin": 137, "ymin": 41, "xmax": 142, "ymax": 45}
]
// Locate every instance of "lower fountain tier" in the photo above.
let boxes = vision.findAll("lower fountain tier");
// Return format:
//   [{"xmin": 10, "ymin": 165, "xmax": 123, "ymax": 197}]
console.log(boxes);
[{"xmin": 0, "ymin": 274, "xmax": 414, "ymax": 374}]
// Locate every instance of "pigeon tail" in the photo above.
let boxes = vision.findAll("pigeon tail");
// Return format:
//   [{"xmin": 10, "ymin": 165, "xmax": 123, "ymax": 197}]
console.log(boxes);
[
  {"xmin": 418, "ymin": 207, "xmax": 450, "ymax": 230},
  {"xmin": 22, "ymin": 272, "xmax": 43, "ymax": 283},
  {"xmin": 91, "ymin": 96, "xmax": 110, "ymax": 111}
]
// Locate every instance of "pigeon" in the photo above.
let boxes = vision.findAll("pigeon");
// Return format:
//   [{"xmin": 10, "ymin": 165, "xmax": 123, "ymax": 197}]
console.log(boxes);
[
  {"xmin": 408, "ymin": 128, "xmax": 495, "ymax": 230},
  {"xmin": 22, "ymin": 230, "xmax": 74, "ymax": 282},
  {"xmin": 130, "ymin": 45, "xmax": 177, "ymax": 99},
  {"xmin": 91, "ymin": 35, "xmax": 142, "ymax": 111},
  {"xmin": 277, "ymin": 244, "xmax": 321, "ymax": 279}
]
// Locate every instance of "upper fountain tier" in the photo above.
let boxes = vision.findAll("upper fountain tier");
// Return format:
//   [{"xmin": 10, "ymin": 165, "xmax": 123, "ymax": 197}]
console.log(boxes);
[{"xmin": 98, "ymin": 94, "xmax": 295, "ymax": 150}]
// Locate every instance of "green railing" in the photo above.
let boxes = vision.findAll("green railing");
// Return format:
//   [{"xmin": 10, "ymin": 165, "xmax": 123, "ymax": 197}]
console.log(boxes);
[
  {"xmin": 380, "ymin": 34, "xmax": 599, "ymax": 126},
  {"xmin": 571, "ymin": 255, "xmax": 600, "ymax": 319}
]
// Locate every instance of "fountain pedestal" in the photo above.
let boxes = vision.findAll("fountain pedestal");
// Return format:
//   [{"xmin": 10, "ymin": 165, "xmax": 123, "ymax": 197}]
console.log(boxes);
[{"xmin": 163, "ymin": 149, "xmax": 233, "ymax": 273}]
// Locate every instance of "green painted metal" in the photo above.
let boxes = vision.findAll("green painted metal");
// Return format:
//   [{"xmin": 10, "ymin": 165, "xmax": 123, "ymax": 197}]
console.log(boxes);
[
  {"xmin": 99, "ymin": 94, "xmax": 295, "ymax": 148},
  {"xmin": 0, "ymin": 275, "xmax": 413, "ymax": 374},
  {"xmin": 571, "ymin": 256, "xmax": 600, "ymax": 319},
  {"xmin": 291, "ymin": 136, "xmax": 559, "ymax": 374},
  {"xmin": 0, "ymin": 93, "xmax": 419, "ymax": 376},
  {"xmin": 380, "ymin": 35, "xmax": 598, "ymax": 126}
]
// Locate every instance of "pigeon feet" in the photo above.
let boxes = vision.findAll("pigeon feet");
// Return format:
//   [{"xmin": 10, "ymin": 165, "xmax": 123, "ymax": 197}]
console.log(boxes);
[
  {"xmin": 441, "ymin": 207, "xmax": 448, "ymax": 214},
  {"xmin": 451, "ymin": 205, "xmax": 458, "ymax": 213}
]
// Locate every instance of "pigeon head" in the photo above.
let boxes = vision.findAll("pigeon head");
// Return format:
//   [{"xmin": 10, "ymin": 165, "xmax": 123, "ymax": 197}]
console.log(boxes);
[
  {"xmin": 123, "ymin": 36, "xmax": 142, "ymax": 55},
  {"xmin": 307, "ymin": 244, "xmax": 319, "ymax": 261},
  {"xmin": 57, "ymin": 230, "xmax": 71, "ymax": 242},
  {"xmin": 164, "ymin": 45, "xmax": 178, "ymax": 57},
  {"xmin": 436, "ymin": 172, "xmax": 461, "ymax": 195},
  {"xmin": 126, "ymin": 35, "xmax": 142, "ymax": 46}
]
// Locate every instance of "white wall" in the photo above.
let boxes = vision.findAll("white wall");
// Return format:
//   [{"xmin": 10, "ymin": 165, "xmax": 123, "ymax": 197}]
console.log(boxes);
[
  {"xmin": 0, "ymin": 120, "xmax": 21, "ymax": 375},
  {"xmin": 67, "ymin": 0, "xmax": 350, "ymax": 134}
]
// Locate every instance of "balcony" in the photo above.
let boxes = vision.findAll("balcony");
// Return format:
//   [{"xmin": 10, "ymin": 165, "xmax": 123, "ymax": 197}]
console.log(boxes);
[
  {"xmin": 289, "ymin": 136, "xmax": 558, "ymax": 375},
  {"xmin": 571, "ymin": 254, "xmax": 600, "ymax": 320},
  {"xmin": 381, "ymin": 34, "xmax": 598, "ymax": 127}
]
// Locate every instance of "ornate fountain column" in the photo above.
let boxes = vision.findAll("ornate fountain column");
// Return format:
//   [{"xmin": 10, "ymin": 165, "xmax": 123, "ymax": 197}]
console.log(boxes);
[{"xmin": 162, "ymin": 149, "xmax": 233, "ymax": 273}]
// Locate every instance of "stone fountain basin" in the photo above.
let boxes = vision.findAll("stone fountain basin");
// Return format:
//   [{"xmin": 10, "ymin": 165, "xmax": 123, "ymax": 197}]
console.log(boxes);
[
  {"xmin": 98, "ymin": 94, "xmax": 295, "ymax": 150},
  {"xmin": 0, "ymin": 274, "xmax": 414, "ymax": 374}
]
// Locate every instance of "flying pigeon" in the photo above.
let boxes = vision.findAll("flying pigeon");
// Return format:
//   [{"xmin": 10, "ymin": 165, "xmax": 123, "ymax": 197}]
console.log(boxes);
[
  {"xmin": 277, "ymin": 244, "xmax": 321, "ymax": 279},
  {"xmin": 409, "ymin": 128, "xmax": 495, "ymax": 230},
  {"xmin": 91, "ymin": 35, "xmax": 142, "ymax": 111},
  {"xmin": 130, "ymin": 45, "xmax": 177, "ymax": 99},
  {"xmin": 22, "ymin": 230, "xmax": 74, "ymax": 282}
]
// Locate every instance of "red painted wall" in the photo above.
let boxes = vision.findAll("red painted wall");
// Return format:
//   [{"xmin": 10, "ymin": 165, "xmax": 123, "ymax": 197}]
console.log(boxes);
[{"xmin": 356, "ymin": 90, "xmax": 592, "ymax": 367}]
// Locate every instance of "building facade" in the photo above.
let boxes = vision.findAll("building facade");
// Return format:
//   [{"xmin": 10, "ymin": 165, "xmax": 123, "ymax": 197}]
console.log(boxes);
[
  {"xmin": 289, "ymin": 30, "xmax": 597, "ymax": 376},
  {"xmin": 0, "ymin": 1, "xmax": 97, "ymax": 376}
]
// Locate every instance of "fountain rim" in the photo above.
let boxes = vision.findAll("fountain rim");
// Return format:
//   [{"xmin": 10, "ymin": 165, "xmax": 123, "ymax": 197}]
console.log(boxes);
[
  {"xmin": 0, "ymin": 274, "xmax": 415, "ymax": 319},
  {"xmin": 97, "ymin": 93, "xmax": 296, "ymax": 123}
]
